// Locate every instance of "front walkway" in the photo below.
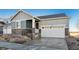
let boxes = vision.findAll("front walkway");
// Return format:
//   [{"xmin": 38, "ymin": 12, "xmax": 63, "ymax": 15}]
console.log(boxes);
[{"xmin": 0, "ymin": 37, "xmax": 68, "ymax": 50}]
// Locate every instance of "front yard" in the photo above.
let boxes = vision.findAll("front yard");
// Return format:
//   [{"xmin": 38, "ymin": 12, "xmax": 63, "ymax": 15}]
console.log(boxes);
[
  {"xmin": 0, "ymin": 37, "xmax": 69, "ymax": 50},
  {"xmin": 0, "ymin": 34, "xmax": 79, "ymax": 50}
]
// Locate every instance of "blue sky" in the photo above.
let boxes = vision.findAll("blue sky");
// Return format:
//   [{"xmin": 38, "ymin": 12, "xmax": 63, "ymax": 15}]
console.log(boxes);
[{"xmin": 0, "ymin": 9, "xmax": 79, "ymax": 32}]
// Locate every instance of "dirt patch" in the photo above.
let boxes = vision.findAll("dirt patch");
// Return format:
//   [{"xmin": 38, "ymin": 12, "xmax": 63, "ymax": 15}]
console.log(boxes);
[{"xmin": 66, "ymin": 37, "xmax": 79, "ymax": 50}]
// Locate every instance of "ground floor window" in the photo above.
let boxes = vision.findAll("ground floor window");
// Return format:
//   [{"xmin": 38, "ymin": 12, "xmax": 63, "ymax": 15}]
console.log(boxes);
[{"xmin": 0, "ymin": 27, "xmax": 3, "ymax": 34}]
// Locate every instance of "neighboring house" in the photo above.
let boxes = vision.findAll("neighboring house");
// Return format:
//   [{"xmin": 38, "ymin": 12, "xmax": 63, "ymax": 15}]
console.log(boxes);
[
  {"xmin": 3, "ymin": 23, "xmax": 12, "ymax": 34},
  {"xmin": 2, "ymin": 10, "xmax": 69, "ymax": 38},
  {"xmin": 38, "ymin": 13, "xmax": 69, "ymax": 38},
  {"xmin": 0, "ymin": 19, "xmax": 5, "ymax": 34}
]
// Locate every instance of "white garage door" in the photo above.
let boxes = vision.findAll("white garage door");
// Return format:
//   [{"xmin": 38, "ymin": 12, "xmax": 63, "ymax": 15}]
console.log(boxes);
[{"xmin": 41, "ymin": 27, "xmax": 65, "ymax": 38}]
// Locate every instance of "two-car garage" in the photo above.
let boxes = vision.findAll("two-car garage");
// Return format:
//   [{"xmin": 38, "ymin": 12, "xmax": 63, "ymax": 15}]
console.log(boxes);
[{"xmin": 38, "ymin": 13, "xmax": 69, "ymax": 38}]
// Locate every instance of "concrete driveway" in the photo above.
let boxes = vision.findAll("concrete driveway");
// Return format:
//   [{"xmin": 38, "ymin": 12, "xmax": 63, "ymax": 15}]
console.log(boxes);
[{"xmin": 24, "ymin": 37, "xmax": 68, "ymax": 50}]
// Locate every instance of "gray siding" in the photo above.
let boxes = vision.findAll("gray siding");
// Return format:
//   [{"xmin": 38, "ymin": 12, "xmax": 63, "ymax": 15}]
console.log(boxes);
[
  {"xmin": 12, "ymin": 11, "xmax": 33, "ymax": 21},
  {"xmin": 39, "ymin": 18, "xmax": 68, "ymax": 29}
]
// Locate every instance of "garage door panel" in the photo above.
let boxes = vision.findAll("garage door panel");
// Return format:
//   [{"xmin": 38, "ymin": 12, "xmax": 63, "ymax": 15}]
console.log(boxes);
[{"xmin": 41, "ymin": 29, "xmax": 65, "ymax": 38}]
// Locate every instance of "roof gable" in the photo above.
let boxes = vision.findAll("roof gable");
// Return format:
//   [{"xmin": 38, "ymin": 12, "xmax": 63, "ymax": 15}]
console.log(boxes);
[{"xmin": 11, "ymin": 10, "xmax": 33, "ymax": 21}]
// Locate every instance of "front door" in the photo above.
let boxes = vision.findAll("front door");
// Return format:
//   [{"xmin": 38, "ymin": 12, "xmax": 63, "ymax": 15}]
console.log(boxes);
[{"xmin": 35, "ymin": 22, "xmax": 39, "ymax": 29}]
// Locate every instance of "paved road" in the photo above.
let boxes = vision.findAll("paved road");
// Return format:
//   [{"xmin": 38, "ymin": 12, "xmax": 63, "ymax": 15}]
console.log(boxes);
[{"xmin": 0, "ymin": 37, "xmax": 68, "ymax": 50}]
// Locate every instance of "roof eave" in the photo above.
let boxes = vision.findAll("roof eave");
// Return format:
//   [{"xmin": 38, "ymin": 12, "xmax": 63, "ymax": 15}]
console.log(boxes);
[{"xmin": 39, "ymin": 16, "xmax": 69, "ymax": 21}]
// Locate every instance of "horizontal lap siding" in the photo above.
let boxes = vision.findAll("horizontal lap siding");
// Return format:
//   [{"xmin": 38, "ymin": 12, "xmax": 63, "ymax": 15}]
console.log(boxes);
[{"xmin": 12, "ymin": 11, "xmax": 33, "ymax": 21}]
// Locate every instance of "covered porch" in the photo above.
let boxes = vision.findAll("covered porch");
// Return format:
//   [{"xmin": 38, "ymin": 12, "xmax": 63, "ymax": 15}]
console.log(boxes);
[{"xmin": 12, "ymin": 18, "xmax": 41, "ymax": 40}]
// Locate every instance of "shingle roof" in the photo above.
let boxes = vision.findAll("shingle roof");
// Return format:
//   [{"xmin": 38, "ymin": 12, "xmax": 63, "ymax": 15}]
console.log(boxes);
[
  {"xmin": 0, "ymin": 18, "xmax": 5, "ymax": 24},
  {"xmin": 37, "ymin": 13, "xmax": 68, "ymax": 19}
]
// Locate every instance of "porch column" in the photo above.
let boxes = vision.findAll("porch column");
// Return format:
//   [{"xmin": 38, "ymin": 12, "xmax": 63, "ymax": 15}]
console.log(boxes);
[
  {"xmin": 32, "ymin": 18, "xmax": 35, "ymax": 28},
  {"xmin": 32, "ymin": 18, "xmax": 35, "ymax": 40}
]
